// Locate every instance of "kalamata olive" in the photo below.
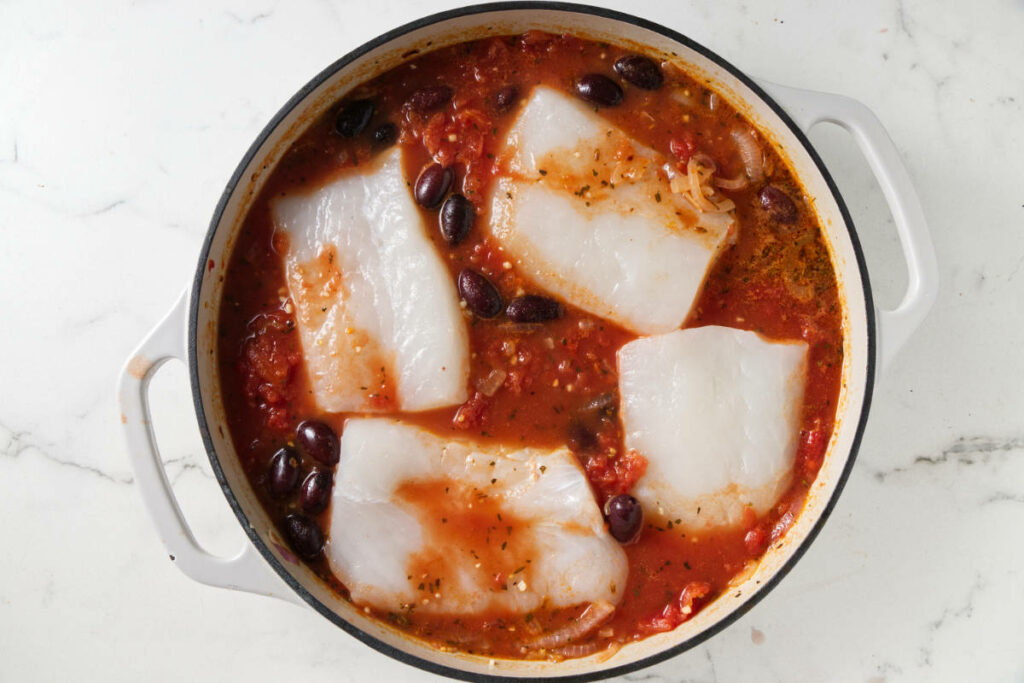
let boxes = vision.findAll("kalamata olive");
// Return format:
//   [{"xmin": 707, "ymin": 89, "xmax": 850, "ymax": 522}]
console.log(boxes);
[
  {"xmin": 567, "ymin": 421, "xmax": 597, "ymax": 453},
  {"xmin": 372, "ymin": 121, "xmax": 398, "ymax": 147},
  {"xmin": 267, "ymin": 447, "xmax": 301, "ymax": 498},
  {"xmin": 506, "ymin": 295, "xmax": 563, "ymax": 323},
  {"xmin": 494, "ymin": 85, "xmax": 519, "ymax": 112},
  {"xmin": 414, "ymin": 163, "xmax": 454, "ymax": 208},
  {"xmin": 300, "ymin": 470, "xmax": 333, "ymax": 514},
  {"xmin": 613, "ymin": 55, "xmax": 664, "ymax": 90},
  {"xmin": 335, "ymin": 99, "xmax": 374, "ymax": 137},
  {"xmin": 574, "ymin": 74, "xmax": 624, "ymax": 107},
  {"xmin": 758, "ymin": 185, "xmax": 798, "ymax": 224},
  {"xmin": 604, "ymin": 494, "xmax": 643, "ymax": 544},
  {"xmin": 284, "ymin": 514, "xmax": 324, "ymax": 560},
  {"xmin": 405, "ymin": 85, "xmax": 453, "ymax": 114},
  {"xmin": 439, "ymin": 194, "xmax": 475, "ymax": 245},
  {"xmin": 457, "ymin": 269, "xmax": 503, "ymax": 318},
  {"xmin": 295, "ymin": 420, "xmax": 339, "ymax": 465}
]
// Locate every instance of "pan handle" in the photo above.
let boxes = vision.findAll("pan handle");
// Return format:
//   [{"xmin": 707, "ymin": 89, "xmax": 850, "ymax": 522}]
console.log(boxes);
[
  {"xmin": 760, "ymin": 81, "xmax": 938, "ymax": 375},
  {"xmin": 118, "ymin": 289, "xmax": 301, "ymax": 605}
]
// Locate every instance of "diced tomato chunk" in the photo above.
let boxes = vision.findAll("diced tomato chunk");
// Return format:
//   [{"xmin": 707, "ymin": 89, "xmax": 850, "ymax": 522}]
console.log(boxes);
[
  {"xmin": 420, "ymin": 112, "xmax": 448, "ymax": 158},
  {"xmin": 584, "ymin": 449, "xmax": 648, "ymax": 503},
  {"xmin": 453, "ymin": 391, "xmax": 490, "ymax": 430},
  {"xmin": 638, "ymin": 581, "xmax": 713, "ymax": 634},
  {"xmin": 264, "ymin": 404, "xmax": 291, "ymax": 432},
  {"xmin": 239, "ymin": 311, "xmax": 301, "ymax": 431},
  {"xmin": 744, "ymin": 526, "xmax": 767, "ymax": 555},
  {"xmin": 669, "ymin": 132, "xmax": 697, "ymax": 165},
  {"xmin": 614, "ymin": 450, "xmax": 648, "ymax": 491},
  {"xmin": 798, "ymin": 420, "xmax": 827, "ymax": 476}
]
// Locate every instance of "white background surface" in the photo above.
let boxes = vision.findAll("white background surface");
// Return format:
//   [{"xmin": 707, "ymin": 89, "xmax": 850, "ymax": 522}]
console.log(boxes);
[{"xmin": 2, "ymin": 0, "xmax": 1022, "ymax": 681}]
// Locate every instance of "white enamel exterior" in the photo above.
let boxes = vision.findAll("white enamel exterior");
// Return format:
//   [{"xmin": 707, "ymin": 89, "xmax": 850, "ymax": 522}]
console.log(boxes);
[{"xmin": 118, "ymin": 6, "xmax": 937, "ymax": 680}]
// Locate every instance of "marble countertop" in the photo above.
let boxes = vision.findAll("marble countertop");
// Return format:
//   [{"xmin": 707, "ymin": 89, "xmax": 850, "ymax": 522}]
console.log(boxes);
[{"xmin": 2, "ymin": 0, "xmax": 1021, "ymax": 680}]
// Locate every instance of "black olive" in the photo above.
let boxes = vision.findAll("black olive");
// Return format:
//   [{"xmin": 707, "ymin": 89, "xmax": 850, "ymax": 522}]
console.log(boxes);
[
  {"xmin": 494, "ymin": 85, "xmax": 519, "ymax": 112},
  {"xmin": 295, "ymin": 420, "xmax": 340, "ymax": 466},
  {"xmin": 372, "ymin": 122, "xmax": 398, "ymax": 147},
  {"xmin": 574, "ymin": 74, "xmax": 624, "ymax": 107},
  {"xmin": 414, "ymin": 163, "xmax": 454, "ymax": 208},
  {"xmin": 439, "ymin": 194, "xmax": 475, "ymax": 245},
  {"xmin": 567, "ymin": 420, "xmax": 597, "ymax": 453},
  {"xmin": 604, "ymin": 494, "xmax": 643, "ymax": 544},
  {"xmin": 758, "ymin": 185, "xmax": 798, "ymax": 224},
  {"xmin": 267, "ymin": 447, "xmax": 301, "ymax": 498},
  {"xmin": 613, "ymin": 55, "xmax": 664, "ymax": 90},
  {"xmin": 335, "ymin": 99, "xmax": 374, "ymax": 137},
  {"xmin": 299, "ymin": 470, "xmax": 333, "ymax": 515},
  {"xmin": 284, "ymin": 514, "xmax": 324, "ymax": 560},
  {"xmin": 405, "ymin": 85, "xmax": 453, "ymax": 114},
  {"xmin": 457, "ymin": 269, "xmax": 503, "ymax": 319},
  {"xmin": 506, "ymin": 295, "xmax": 563, "ymax": 323}
]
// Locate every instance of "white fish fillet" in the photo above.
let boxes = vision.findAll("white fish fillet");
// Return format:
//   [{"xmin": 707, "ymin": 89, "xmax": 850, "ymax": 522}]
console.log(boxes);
[
  {"xmin": 488, "ymin": 86, "xmax": 735, "ymax": 334},
  {"xmin": 272, "ymin": 148, "xmax": 469, "ymax": 413},
  {"xmin": 325, "ymin": 418, "xmax": 627, "ymax": 615},
  {"xmin": 618, "ymin": 326, "xmax": 808, "ymax": 529}
]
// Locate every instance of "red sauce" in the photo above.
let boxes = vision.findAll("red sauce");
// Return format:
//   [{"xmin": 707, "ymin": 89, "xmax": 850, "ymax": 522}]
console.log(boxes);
[
  {"xmin": 217, "ymin": 32, "xmax": 843, "ymax": 659},
  {"xmin": 400, "ymin": 479, "xmax": 536, "ymax": 603}
]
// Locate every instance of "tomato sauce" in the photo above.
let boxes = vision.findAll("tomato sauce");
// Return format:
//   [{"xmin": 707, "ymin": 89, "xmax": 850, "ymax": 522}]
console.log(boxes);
[{"xmin": 217, "ymin": 32, "xmax": 843, "ymax": 659}]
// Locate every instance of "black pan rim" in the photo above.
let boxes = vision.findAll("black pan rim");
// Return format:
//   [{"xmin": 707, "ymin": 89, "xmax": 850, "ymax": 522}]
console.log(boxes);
[{"xmin": 187, "ymin": 3, "xmax": 877, "ymax": 681}]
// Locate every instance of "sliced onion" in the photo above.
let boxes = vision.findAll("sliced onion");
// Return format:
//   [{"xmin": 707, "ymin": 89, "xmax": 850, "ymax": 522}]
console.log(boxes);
[
  {"xmin": 664, "ymin": 162, "xmax": 687, "ymax": 195},
  {"xmin": 667, "ymin": 157, "xmax": 736, "ymax": 214},
  {"xmin": 712, "ymin": 196, "xmax": 736, "ymax": 212},
  {"xmin": 686, "ymin": 157, "xmax": 717, "ymax": 212},
  {"xmin": 523, "ymin": 601, "xmax": 615, "ymax": 649},
  {"xmin": 475, "ymin": 368, "xmax": 507, "ymax": 397},
  {"xmin": 731, "ymin": 128, "xmax": 765, "ymax": 183},
  {"xmin": 771, "ymin": 509, "xmax": 797, "ymax": 542},
  {"xmin": 670, "ymin": 87, "xmax": 696, "ymax": 108},
  {"xmin": 708, "ymin": 91, "xmax": 720, "ymax": 111},
  {"xmin": 523, "ymin": 616, "xmax": 544, "ymax": 637},
  {"xmin": 714, "ymin": 174, "xmax": 749, "ymax": 191},
  {"xmin": 552, "ymin": 641, "xmax": 604, "ymax": 659},
  {"xmin": 690, "ymin": 152, "xmax": 717, "ymax": 174},
  {"xmin": 701, "ymin": 211, "xmax": 738, "ymax": 240}
]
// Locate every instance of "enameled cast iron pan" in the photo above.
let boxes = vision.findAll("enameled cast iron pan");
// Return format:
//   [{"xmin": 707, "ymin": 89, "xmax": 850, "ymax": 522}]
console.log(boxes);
[{"xmin": 119, "ymin": 4, "xmax": 937, "ymax": 680}]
